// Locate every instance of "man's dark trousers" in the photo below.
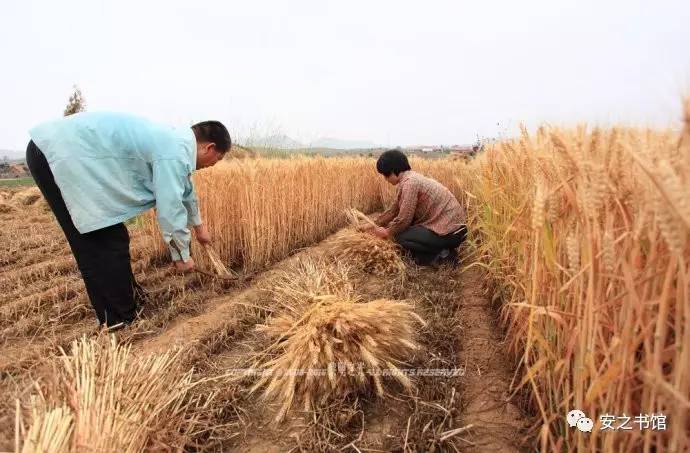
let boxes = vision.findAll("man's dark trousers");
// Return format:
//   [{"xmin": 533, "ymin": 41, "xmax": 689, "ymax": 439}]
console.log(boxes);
[
  {"xmin": 394, "ymin": 225, "xmax": 467, "ymax": 265},
  {"xmin": 25, "ymin": 141, "xmax": 138, "ymax": 327}
]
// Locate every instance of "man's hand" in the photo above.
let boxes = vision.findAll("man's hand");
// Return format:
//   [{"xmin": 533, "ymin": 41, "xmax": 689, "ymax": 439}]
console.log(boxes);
[
  {"xmin": 194, "ymin": 224, "xmax": 212, "ymax": 245},
  {"xmin": 370, "ymin": 226, "xmax": 389, "ymax": 239},
  {"xmin": 174, "ymin": 258, "xmax": 195, "ymax": 273}
]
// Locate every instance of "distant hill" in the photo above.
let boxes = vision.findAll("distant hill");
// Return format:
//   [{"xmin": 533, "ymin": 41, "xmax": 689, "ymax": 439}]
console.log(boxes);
[
  {"xmin": 242, "ymin": 135, "xmax": 380, "ymax": 151},
  {"xmin": 309, "ymin": 137, "xmax": 379, "ymax": 150},
  {"xmin": 245, "ymin": 134, "xmax": 304, "ymax": 150}
]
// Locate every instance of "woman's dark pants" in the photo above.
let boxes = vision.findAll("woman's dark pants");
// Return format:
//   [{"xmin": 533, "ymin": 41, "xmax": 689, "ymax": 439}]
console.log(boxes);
[
  {"xmin": 25, "ymin": 141, "xmax": 139, "ymax": 327},
  {"xmin": 394, "ymin": 225, "xmax": 467, "ymax": 265}
]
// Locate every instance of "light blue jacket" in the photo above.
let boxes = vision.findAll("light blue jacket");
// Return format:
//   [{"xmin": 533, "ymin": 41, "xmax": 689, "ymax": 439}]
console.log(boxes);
[{"xmin": 29, "ymin": 111, "xmax": 201, "ymax": 262}]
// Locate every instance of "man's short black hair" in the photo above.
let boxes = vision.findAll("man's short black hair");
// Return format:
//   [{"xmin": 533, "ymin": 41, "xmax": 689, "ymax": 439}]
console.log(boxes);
[
  {"xmin": 192, "ymin": 120, "xmax": 232, "ymax": 153},
  {"xmin": 376, "ymin": 149, "xmax": 411, "ymax": 176}
]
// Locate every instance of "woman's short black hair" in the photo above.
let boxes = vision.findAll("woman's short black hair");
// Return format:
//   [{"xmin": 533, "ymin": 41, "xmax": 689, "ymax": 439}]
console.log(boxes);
[
  {"xmin": 192, "ymin": 120, "xmax": 232, "ymax": 153},
  {"xmin": 376, "ymin": 149, "xmax": 411, "ymax": 176}
]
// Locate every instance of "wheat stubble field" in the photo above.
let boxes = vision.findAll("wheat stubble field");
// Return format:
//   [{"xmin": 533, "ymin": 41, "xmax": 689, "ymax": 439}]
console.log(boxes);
[{"xmin": 1, "ymin": 105, "xmax": 689, "ymax": 452}]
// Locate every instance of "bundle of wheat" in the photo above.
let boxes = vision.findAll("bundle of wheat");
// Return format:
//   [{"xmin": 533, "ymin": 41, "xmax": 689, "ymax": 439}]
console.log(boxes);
[
  {"xmin": 13, "ymin": 187, "xmax": 42, "ymax": 206},
  {"xmin": 250, "ymin": 296, "xmax": 424, "ymax": 422},
  {"xmin": 17, "ymin": 336, "xmax": 200, "ymax": 453},
  {"xmin": 323, "ymin": 229, "xmax": 406, "ymax": 281}
]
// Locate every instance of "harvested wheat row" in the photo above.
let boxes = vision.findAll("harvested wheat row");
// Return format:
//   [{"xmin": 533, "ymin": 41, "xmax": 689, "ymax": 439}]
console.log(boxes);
[{"xmin": 250, "ymin": 295, "xmax": 425, "ymax": 422}]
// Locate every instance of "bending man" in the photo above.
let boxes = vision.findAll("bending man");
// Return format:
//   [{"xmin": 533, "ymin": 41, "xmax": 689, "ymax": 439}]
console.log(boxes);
[
  {"xmin": 26, "ymin": 112, "xmax": 231, "ymax": 328},
  {"xmin": 368, "ymin": 149, "xmax": 467, "ymax": 265}
]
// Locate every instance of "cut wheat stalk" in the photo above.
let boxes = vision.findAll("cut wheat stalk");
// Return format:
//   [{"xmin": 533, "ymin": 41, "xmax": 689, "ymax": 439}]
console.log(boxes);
[
  {"xmin": 17, "ymin": 335, "xmax": 201, "ymax": 452},
  {"xmin": 344, "ymin": 208, "xmax": 378, "ymax": 231},
  {"xmin": 202, "ymin": 243, "xmax": 232, "ymax": 276}
]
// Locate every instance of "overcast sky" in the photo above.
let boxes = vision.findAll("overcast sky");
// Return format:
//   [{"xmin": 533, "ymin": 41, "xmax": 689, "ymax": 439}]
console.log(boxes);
[{"xmin": 1, "ymin": 0, "xmax": 689, "ymax": 153}]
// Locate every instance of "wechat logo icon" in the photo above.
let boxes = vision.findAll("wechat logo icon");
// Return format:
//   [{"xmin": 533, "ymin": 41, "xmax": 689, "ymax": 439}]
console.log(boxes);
[{"xmin": 567, "ymin": 409, "xmax": 593, "ymax": 433}]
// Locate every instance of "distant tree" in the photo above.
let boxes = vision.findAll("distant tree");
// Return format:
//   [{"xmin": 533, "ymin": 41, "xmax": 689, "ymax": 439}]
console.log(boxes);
[{"xmin": 64, "ymin": 85, "xmax": 86, "ymax": 116}]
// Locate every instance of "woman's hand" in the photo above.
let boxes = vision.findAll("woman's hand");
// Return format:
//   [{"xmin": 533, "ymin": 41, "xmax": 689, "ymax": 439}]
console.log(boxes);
[
  {"xmin": 194, "ymin": 224, "xmax": 212, "ymax": 245},
  {"xmin": 369, "ymin": 226, "xmax": 389, "ymax": 239}
]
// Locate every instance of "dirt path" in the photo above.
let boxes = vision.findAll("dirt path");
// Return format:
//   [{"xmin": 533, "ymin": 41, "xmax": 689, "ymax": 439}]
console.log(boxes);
[
  {"xmin": 353, "ymin": 264, "xmax": 528, "ymax": 452},
  {"xmin": 455, "ymin": 266, "xmax": 527, "ymax": 452}
]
